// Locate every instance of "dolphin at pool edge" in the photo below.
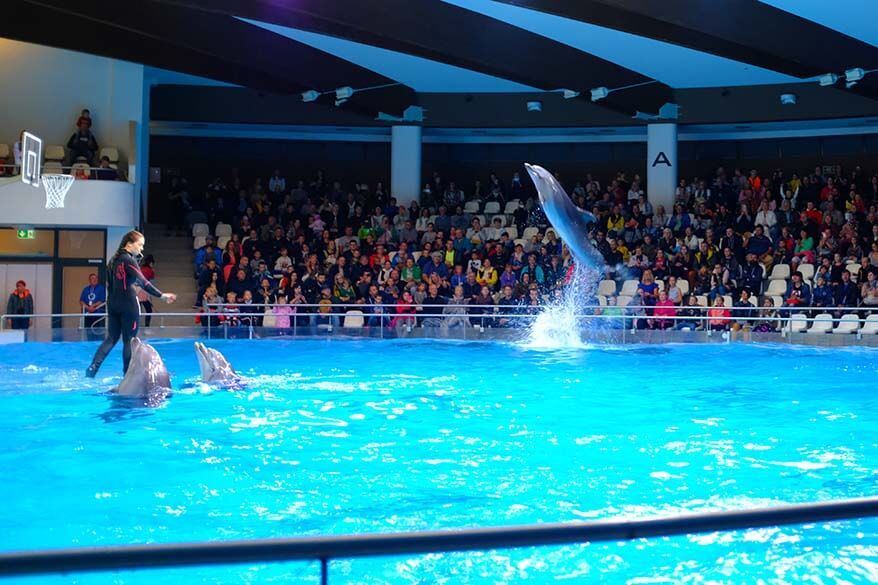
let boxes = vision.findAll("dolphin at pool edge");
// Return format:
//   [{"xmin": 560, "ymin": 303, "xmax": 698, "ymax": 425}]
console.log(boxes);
[
  {"xmin": 114, "ymin": 337, "xmax": 171, "ymax": 407},
  {"xmin": 194, "ymin": 342, "xmax": 243, "ymax": 388},
  {"xmin": 524, "ymin": 163, "xmax": 604, "ymax": 269}
]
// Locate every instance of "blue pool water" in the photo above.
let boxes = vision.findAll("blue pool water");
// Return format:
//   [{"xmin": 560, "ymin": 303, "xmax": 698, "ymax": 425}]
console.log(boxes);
[{"xmin": 1, "ymin": 339, "xmax": 877, "ymax": 583}]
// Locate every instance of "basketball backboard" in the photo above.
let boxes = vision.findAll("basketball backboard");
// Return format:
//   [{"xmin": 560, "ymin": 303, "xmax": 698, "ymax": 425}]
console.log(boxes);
[{"xmin": 21, "ymin": 131, "xmax": 42, "ymax": 188}]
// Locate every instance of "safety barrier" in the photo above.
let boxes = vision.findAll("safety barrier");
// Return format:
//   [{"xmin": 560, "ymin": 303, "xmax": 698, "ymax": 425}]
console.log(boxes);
[{"xmin": 0, "ymin": 497, "xmax": 875, "ymax": 582}]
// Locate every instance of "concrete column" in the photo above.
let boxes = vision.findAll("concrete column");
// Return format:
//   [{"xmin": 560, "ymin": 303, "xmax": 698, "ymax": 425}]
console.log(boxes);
[
  {"xmin": 391, "ymin": 125, "xmax": 422, "ymax": 205},
  {"xmin": 646, "ymin": 123, "xmax": 678, "ymax": 213}
]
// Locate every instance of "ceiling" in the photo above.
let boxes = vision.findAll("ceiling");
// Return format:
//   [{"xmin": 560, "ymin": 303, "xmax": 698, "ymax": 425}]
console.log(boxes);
[{"xmin": 5, "ymin": 0, "xmax": 878, "ymax": 122}]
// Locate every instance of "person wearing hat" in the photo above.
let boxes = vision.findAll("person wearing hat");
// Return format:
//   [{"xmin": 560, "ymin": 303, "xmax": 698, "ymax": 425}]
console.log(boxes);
[{"xmin": 5, "ymin": 280, "xmax": 34, "ymax": 330}]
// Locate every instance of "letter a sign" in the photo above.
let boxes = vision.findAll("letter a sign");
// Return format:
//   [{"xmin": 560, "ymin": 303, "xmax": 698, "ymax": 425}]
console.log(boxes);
[{"xmin": 652, "ymin": 151, "xmax": 672, "ymax": 167}]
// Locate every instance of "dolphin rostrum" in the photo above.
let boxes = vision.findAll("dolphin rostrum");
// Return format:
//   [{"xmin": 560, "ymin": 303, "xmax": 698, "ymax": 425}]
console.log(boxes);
[
  {"xmin": 114, "ymin": 337, "xmax": 171, "ymax": 407},
  {"xmin": 194, "ymin": 342, "xmax": 242, "ymax": 389},
  {"xmin": 524, "ymin": 163, "xmax": 604, "ymax": 269}
]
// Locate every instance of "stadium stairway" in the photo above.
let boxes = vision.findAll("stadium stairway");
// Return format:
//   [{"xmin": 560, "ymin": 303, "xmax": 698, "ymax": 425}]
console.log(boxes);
[{"xmin": 142, "ymin": 224, "xmax": 198, "ymax": 319}]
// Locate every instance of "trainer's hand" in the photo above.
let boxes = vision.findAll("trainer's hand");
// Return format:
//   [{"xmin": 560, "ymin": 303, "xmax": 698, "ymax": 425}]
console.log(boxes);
[{"xmin": 161, "ymin": 293, "xmax": 177, "ymax": 304}]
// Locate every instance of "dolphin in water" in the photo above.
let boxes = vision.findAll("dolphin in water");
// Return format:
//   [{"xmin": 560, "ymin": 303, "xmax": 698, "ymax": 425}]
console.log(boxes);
[
  {"xmin": 194, "ymin": 342, "xmax": 242, "ymax": 388},
  {"xmin": 113, "ymin": 337, "xmax": 171, "ymax": 407},
  {"xmin": 524, "ymin": 163, "xmax": 604, "ymax": 269}
]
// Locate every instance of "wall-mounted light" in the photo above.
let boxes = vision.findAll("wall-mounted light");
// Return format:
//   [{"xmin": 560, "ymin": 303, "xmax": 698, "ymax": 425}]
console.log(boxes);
[
  {"xmin": 818, "ymin": 73, "xmax": 839, "ymax": 87},
  {"xmin": 301, "ymin": 90, "xmax": 319, "ymax": 102},
  {"xmin": 562, "ymin": 89, "xmax": 580, "ymax": 99},
  {"xmin": 590, "ymin": 87, "xmax": 609, "ymax": 102}
]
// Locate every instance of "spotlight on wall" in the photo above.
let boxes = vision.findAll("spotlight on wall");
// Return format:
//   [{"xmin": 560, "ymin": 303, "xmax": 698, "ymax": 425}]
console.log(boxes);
[
  {"xmin": 780, "ymin": 93, "xmax": 797, "ymax": 105},
  {"xmin": 818, "ymin": 73, "xmax": 839, "ymax": 87},
  {"xmin": 526, "ymin": 100, "xmax": 542, "ymax": 112},
  {"xmin": 301, "ymin": 90, "xmax": 319, "ymax": 102},
  {"xmin": 562, "ymin": 89, "xmax": 580, "ymax": 99},
  {"xmin": 845, "ymin": 68, "xmax": 866, "ymax": 83},
  {"xmin": 334, "ymin": 86, "xmax": 354, "ymax": 106},
  {"xmin": 590, "ymin": 86, "xmax": 609, "ymax": 102}
]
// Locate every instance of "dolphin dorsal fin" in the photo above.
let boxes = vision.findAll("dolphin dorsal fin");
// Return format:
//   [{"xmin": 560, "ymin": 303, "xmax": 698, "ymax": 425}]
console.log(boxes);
[{"xmin": 576, "ymin": 205, "xmax": 597, "ymax": 226}]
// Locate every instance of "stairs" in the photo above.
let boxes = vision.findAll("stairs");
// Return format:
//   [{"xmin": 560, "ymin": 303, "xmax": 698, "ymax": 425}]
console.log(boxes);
[{"xmin": 142, "ymin": 224, "xmax": 198, "ymax": 314}]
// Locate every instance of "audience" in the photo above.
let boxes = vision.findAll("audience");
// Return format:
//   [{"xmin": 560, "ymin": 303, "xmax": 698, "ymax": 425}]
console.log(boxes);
[{"xmin": 180, "ymin": 162, "xmax": 878, "ymax": 332}]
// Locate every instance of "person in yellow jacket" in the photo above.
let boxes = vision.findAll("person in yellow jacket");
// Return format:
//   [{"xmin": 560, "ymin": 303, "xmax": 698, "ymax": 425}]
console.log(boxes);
[{"xmin": 476, "ymin": 258, "xmax": 498, "ymax": 289}]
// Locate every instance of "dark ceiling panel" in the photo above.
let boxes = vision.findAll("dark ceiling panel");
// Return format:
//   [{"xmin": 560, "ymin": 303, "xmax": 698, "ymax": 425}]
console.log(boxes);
[
  {"xmin": 495, "ymin": 0, "xmax": 878, "ymax": 100},
  {"xmin": 9, "ymin": 0, "xmax": 416, "ymax": 117},
  {"xmin": 151, "ymin": 0, "xmax": 675, "ymax": 116}
]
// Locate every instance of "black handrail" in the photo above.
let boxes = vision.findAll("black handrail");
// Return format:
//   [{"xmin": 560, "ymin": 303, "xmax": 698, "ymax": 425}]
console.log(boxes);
[{"xmin": 0, "ymin": 497, "xmax": 876, "ymax": 579}]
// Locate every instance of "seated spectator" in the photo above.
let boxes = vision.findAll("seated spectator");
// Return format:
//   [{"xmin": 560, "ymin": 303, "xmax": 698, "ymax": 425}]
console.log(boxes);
[
  {"xmin": 708, "ymin": 296, "xmax": 731, "ymax": 331},
  {"xmin": 811, "ymin": 276, "xmax": 833, "ymax": 309},
  {"xmin": 752, "ymin": 298, "xmax": 779, "ymax": 333},
  {"xmin": 834, "ymin": 270, "xmax": 859, "ymax": 319},
  {"xmin": 94, "ymin": 156, "xmax": 117, "ymax": 180},
  {"xmin": 861, "ymin": 269, "xmax": 878, "ymax": 307},
  {"xmin": 66, "ymin": 120, "xmax": 98, "ymax": 165},
  {"xmin": 651, "ymin": 290, "xmax": 676, "ymax": 329},
  {"xmin": 783, "ymin": 271, "xmax": 811, "ymax": 310},
  {"xmin": 674, "ymin": 294, "xmax": 702, "ymax": 330},
  {"xmin": 79, "ymin": 273, "xmax": 106, "ymax": 328}
]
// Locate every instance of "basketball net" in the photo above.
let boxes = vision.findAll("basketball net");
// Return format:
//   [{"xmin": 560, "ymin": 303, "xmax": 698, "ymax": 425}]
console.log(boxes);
[{"xmin": 41, "ymin": 174, "xmax": 75, "ymax": 209}]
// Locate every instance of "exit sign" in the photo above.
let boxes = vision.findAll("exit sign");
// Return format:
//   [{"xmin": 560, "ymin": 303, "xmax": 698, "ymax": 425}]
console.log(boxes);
[{"xmin": 17, "ymin": 229, "xmax": 35, "ymax": 239}]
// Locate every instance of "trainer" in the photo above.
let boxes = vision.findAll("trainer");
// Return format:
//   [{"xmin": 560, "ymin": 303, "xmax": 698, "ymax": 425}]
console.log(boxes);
[{"xmin": 86, "ymin": 230, "xmax": 176, "ymax": 377}]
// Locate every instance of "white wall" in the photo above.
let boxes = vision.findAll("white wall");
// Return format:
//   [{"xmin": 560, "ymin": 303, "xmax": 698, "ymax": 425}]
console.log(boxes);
[
  {"xmin": 0, "ymin": 38, "xmax": 145, "ymax": 170},
  {"xmin": 0, "ymin": 177, "xmax": 136, "ymax": 228}
]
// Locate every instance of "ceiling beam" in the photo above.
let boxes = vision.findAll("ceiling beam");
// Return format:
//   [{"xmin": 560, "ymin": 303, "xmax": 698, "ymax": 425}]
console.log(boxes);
[
  {"xmin": 495, "ymin": 0, "xmax": 878, "ymax": 100},
  {"xmin": 151, "ymin": 0, "xmax": 675, "ymax": 117}
]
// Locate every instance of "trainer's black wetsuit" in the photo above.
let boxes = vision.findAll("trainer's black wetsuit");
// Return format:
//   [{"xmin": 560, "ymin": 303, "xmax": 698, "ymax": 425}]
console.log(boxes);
[{"xmin": 87, "ymin": 252, "xmax": 162, "ymax": 375}]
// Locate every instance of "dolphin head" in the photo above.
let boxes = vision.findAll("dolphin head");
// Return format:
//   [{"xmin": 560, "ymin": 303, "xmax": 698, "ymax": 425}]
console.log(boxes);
[
  {"xmin": 194, "ymin": 342, "xmax": 238, "ymax": 386},
  {"xmin": 115, "ymin": 338, "xmax": 171, "ymax": 405}
]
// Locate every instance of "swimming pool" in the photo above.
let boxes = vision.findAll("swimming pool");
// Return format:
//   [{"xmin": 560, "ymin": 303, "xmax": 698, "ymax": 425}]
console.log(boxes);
[{"xmin": 1, "ymin": 339, "xmax": 876, "ymax": 583}]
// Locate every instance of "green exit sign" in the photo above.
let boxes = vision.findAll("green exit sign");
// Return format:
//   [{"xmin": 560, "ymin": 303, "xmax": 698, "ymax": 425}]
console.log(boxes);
[{"xmin": 16, "ymin": 229, "xmax": 35, "ymax": 240}]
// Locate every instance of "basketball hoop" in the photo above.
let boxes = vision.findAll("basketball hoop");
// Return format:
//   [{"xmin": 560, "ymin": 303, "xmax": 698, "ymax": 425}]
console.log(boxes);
[{"xmin": 41, "ymin": 174, "xmax": 75, "ymax": 209}]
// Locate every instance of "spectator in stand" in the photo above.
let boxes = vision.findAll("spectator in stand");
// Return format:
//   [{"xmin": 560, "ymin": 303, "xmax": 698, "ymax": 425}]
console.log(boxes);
[
  {"xmin": 80, "ymin": 272, "xmax": 106, "ymax": 329},
  {"xmin": 861, "ymin": 269, "xmax": 878, "ymax": 307},
  {"xmin": 652, "ymin": 290, "xmax": 676, "ymax": 329},
  {"xmin": 5, "ymin": 280, "xmax": 34, "ymax": 330},
  {"xmin": 708, "ymin": 296, "xmax": 731, "ymax": 331},
  {"xmin": 269, "ymin": 169, "xmax": 286, "ymax": 198},
  {"xmin": 66, "ymin": 120, "xmax": 98, "ymax": 166},
  {"xmin": 94, "ymin": 156, "xmax": 118, "ymax": 181},
  {"xmin": 783, "ymin": 271, "xmax": 811, "ymax": 311}
]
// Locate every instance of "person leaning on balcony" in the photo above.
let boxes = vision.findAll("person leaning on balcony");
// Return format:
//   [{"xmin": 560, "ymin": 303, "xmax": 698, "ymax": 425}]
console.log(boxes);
[{"xmin": 6, "ymin": 280, "xmax": 34, "ymax": 330}]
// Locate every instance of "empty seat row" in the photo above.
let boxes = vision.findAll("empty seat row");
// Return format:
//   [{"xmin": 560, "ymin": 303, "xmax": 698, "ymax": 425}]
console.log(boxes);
[{"xmin": 788, "ymin": 313, "xmax": 878, "ymax": 334}]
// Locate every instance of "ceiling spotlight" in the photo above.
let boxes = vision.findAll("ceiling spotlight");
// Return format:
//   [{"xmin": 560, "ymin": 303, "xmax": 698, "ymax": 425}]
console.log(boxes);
[
  {"xmin": 590, "ymin": 87, "xmax": 609, "ymax": 101},
  {"xmin": 526, "ymin": 100, "xmax": 542, "ymax": 112},
  {"xmin": 562, "ymin": 89, "xmax": 580, "ymax": 99},
  {"xmin": 845, "ymin": 68, "xmax": 866, "ymax": 82},
  {"xmin": 335, "ymin": 86, "xmax": 354, "ymax": 99},
  {"xmin": 780, "ymin": 93, "xmax": 797, "ymax": 105},
  {"xmin": 301, "ymin": 90, "xmax": 319, "ymax": 102},
  {"xmin": 818, "ymin": 73, "xmax": 839, "ymax": 87}
]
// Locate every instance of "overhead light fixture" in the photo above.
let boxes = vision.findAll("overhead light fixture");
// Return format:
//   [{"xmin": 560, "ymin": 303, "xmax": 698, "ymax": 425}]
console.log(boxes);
[
  {"xmin": 845, "ymin": 68, "xmax": 866, "ymax": 82},
  {"xmin": 334, "ymin": 86, "xmax": 354, "ymax": 106},
  {"xmin": 301, "ymin": 90, "xmax": 319, "ymax": 102},
  {"xmin": 590, "ymin": 86, "xmax": 609, "ymax": 102},
  {"xmin": 562, "ymin": 89, "xmax": 580, "ymax": 99},
  {"xmin": 818, "ymin": 73, "xmax": 839, "ymax": 87},
  {"xmin": 526, "ymin": 100, "xmax": 542, "ymax": 112},
  {"xmin": 780, "ymin": 93, "xmax": 797, "ymax": 105}
]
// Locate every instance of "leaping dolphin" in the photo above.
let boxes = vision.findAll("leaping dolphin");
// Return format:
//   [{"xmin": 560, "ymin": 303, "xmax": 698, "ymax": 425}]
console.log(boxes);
[
  {"xmin": 114, "ymin": 337, "xmax": 171, "ymax": 407},
  {"xmin": 524, "ymin": 163, "xmax": 604, "ymax": 269},
  {"xmin": 194, "ymin": 342, "xmax": 242, "ymax": 389}
]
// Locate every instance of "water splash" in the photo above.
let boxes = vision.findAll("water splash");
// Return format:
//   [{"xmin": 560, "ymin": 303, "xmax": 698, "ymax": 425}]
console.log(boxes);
[{"xmin": 524, "ymin": 263, "xmax": 601, "ymax": 350}]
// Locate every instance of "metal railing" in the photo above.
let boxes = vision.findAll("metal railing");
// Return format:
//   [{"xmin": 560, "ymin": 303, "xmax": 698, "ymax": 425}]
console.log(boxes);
[{"xmin": 0, "ymin": 497, "xmax": 875, "ymax": 581}]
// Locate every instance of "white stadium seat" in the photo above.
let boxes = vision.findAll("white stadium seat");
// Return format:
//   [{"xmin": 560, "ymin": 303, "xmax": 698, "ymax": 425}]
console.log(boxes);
[
  {"xmin": 846, "ymin": 263, "xmax": 862, "ymax": 281},
  {"xmin": 860, "ymin": 314, "xmax": 878, "ymax": 334},
  {"xmin": 0, "ymin": 144, "xmax": 9, "ymax": 158},
  {"xmin": 43, "ymin": 161, "xmax": 63, "ymax": 174},
  {"xmin": 464, "ymin": 201, "xmax": 480, "ymax": 213},
  {"xmin": 799, "ymin": 263, "xmax": 815, "ymax": 281},
  {"xmin": 193, "ymin": 236, "xmax": 207, "ymax": 250},
  {"xmin": 522, "ymin": 227, "xmax": 539, "ymax": 240},
  {"xmin": 192, "ymin": 223, "xmax": 210, "ymax": 237},
  {"xmin": 765, "ymin": 279, "xmax": 788, "ymax": 296},
  {"xmin": 491, "ymin": 215, "xmax": 507, "ymax": 227},
  {"xmin": 504, "ymin": 201, "xmax": 521, "ymax": 214},
  {"xmin": 620, "ymin": 280, "xmax": 640, "ymax": 297},
  {"xmin": 769, "ymin": 264, "xmax": 790, "ymax": 280},
  {"xmin": 616, "ymin": 295, "xmax": 633, "ymax": 307},
  {"xmin": 99, "ymin": 147, "xmax": 119, "ymax": 163},
  {"xmin": 676, "ymin": 280, "xmax": 690, "ymax": 295},
  {"xmin": 343, "ymin": 310, "xmax": 365, "ymax": 328},
  {"xmin": 696, "ymin": 295, "xmax": 708, "ymax": 307},
  {"xmin": 832, "ymin": 314, "xmax": 860, "ymax": 334},
  {"xmin": 484, "ymin": 201, "xmax": 501, "ymax": 214},
  {"xmin": 597, "ymin": 280, "xmax": 617, "ymax": 296},
  {"xmin": 261, "ymin": 310, "xmax": 277, "ymax": 328},
  {"xmin": 503, "ymin": 226, "xmax": 518, "ymax": 239},
  {"xmin": 598, "ymin": 295, "xmax": 607, "ymax": 306},
  {"xmin": 45, "ymin": 145, "xmax": 65, "ymax": 161},
  {"xmin": 217, "ymin": 236, "xmax": 230, "ymax": 250},
  {"xmin": 215, "ymin": 223, "xmax": 233, "ymax": 237},
  {"xmin": 412, "ymin": 251, "xmax": 422, "ymax": 261},
  {"xmin": 388, "ymin": 251, "xmax": 397, "ymax": 262},
  {"xmin": 806, "ymin": 313, "xmax": 834, "ymax": 334},
  {"xmin": 787, "ymin": 313, "xmax": 809, "ymax": 333},
  {"xmin": 513, "ymin": 238, "xmax": 527, "ymax": 247},
  {"xmin": 770, "ymin": 295, "xmax": 784, "ymax": 310}
]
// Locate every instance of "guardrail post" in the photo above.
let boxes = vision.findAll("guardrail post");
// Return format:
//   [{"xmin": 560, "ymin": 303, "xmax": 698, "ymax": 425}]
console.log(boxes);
[{"xmin": 320, "ymin": 558, "xmax": 328, "ymax": 585}]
